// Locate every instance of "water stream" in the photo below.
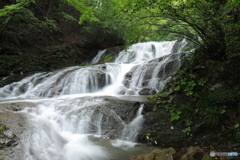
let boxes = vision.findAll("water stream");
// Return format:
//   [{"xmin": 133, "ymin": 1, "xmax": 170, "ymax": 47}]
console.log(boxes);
[{"xmin": 0, "ymin": 39, "xmax": 187, "ymax": 160}]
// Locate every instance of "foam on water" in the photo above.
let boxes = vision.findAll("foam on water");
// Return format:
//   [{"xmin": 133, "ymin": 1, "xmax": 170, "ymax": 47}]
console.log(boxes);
[{"xmin": 0, "ymin": 40, "xmax": 188, "ymax": 159}]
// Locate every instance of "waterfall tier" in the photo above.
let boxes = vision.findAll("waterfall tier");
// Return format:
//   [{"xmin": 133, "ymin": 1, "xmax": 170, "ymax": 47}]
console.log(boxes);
[{"xmin": 0, "ymin": 39, "xmax": 187, "ymax": 99}]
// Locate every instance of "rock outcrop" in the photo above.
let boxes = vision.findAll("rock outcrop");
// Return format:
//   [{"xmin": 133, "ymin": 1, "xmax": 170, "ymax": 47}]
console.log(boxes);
[
  {"xmin": 0, "ymin": 102, "xmax": 35, "ymax": 160},
  {"xmin": 72, "ymin": 96, "xmax": 143, "ymax": 139}
]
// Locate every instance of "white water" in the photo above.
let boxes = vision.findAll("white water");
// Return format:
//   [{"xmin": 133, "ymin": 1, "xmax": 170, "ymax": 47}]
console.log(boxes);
[
  {"xmin": 0, "ymin": 39, "xmax": 187, "ymax": 160},
  {"xmin": 111, "ymin": 105, "xmax": 144, "ymax": 150},
  {"xmin": 91, "ymin": 49, "xmax": 106, "ymax": 64}
]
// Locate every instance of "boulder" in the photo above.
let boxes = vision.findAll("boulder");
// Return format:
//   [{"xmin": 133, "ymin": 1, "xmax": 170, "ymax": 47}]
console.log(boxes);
[
  {"xmin": 180, "ymin": 147, "xmax": 204, "ymax": 160},
  {"xmin": 131, "ymin": 147, "xmax": 176, "ymax": 160},
  {"xmin": 86, "ymin": 96, "xmax": 141, "ymax": 139},
  {"xmin": 139, "ymin": 87, "xmax": 157, "ymax": 95}
]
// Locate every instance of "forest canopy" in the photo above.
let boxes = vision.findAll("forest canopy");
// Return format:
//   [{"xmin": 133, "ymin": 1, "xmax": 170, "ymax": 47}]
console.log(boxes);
[
  {"xmin": 67, "ymin": 0, "xmax": 240, "ymax": 59},
  {"xmin": 0, "ymin": 0, "xmax": 240, "ymax": 59}
]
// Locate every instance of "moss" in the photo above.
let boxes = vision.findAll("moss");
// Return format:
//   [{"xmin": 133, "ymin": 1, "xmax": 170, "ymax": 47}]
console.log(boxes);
[
  {"xmin": 0, "ymin": 124, "xmax": 6, "ymax": 132},
  {"xmin": 103, "ymin": 54, "xmax": 113, "ymax": 63}
]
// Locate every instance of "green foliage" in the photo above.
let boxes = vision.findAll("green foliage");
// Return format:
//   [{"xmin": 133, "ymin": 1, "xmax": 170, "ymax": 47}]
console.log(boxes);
[
  {"xmin": 64, "ymin": 0, "xmax": 99, "ymax": 24},
  {"xmin": 0, "ymin": 124, "xmax": 6, "ymax": 132},
  {"xmin": 218, "ymin": 118, "xmax": 240, "ymax": 144},
  {"xmin": 150, "ymin": 56, "xmax": 239, "ymax": 138},
  {"xmin": 0, "ymin": 0, "xmax": 35, "ymax": 17},
  {"xmin": 109, "ymin": 0, "xmax": 240, "ymax": 57},
  {"xmin": 60, "ymin": 12, "xmax": 78, "ymax": 22},
  {"xmin": 40, "ymin": 17, "xmax": 58, "ymax": 30},
  {"xmin": 170, "ymin": 110, "xmax": 181, "ymax": 121},
  {"xmin": 102, "ymin": 54, "xmax": 113, "ymax": 63},
  {"xmin": 0, "ymin": 56, "xmax": 19, "ymax": 70},
  {"xmin": 174, "ymin": 72, "xmax": 207, "ymax": 96},
  {"xmin": 182, "ymin": 120, "xmax": 192, "ymax": 135}
]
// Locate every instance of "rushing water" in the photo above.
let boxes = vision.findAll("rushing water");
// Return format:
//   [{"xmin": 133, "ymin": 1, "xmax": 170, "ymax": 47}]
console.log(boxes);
[{"xmin": 0, "ymin": 39, "xmax": 187, "ymax": 160}]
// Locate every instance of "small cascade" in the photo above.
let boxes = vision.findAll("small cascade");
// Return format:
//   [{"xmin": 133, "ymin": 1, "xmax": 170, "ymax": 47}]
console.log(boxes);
[
  {"xmin": 115, "ymin": 41, "xmax": 176, "ymax": 63},
  {"xmin": 147, "ymin": 55, "xmax": 177, "ymax": 90},
  {"xmin": 122, "ymin": 39, "xmax": 187, "ymax": 94},
  {"xmin": 90, "ymin": 49, "xmax": 106, "ymax": 64},
  {"xmin": 111, "ymin": 104, "xmax": 144, "ymax": 149},
  {"xmin": 147, "ymin": 39, "xmax": 188, "ymax": 90},
  {"xmin": 121, "ymin": 104, "xmax": 144, "ymax": 142},
  {"xmin": 0, "ymin": 66, "xmax": 109, "ymax": 98},
  {"xmin": 100, "ymin": 63, "xmax": 135, "ymax": 95},
  {"xmin": 21, "ymin": 97, "xmax": 110, "ymax": 160}
]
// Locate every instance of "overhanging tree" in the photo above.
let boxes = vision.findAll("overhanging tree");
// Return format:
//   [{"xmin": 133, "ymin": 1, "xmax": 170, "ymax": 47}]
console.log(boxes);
[{"xmin": 115, "ymin": 0, "xmax": 240, "ymax": 59}]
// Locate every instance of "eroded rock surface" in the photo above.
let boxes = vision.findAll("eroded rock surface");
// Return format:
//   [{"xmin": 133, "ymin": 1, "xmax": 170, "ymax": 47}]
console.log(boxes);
[{"xmin": 0, "ymin": 102, "xmax": 35, "ymax": 160}]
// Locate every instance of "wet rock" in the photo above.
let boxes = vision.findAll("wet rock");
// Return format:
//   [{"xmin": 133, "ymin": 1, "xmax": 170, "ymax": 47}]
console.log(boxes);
[
  {"xmin": 123, "ymin": 52, "xmax": 183, "ymax": 91},
  {"xmin": 139, "ymin": 87, "xmax": 157, "ymax": 95},
  {"xmin": 171, "ymin": 39, "xmax": 184, "ymax": 54},
  {"xmin": 123, "ymin": 72, "xmax": 133, "ymax": 88},
  {"xmin": 0, "ymin": 108, "xmax": 32, "ymax": 160},
  {"xmin": 0, "ymin": 73, "xmax": 34, "ymax": 88},
  {"xmin": 73, "ymin": 96, "xmax": 142, "ymax": 139},
  {"xmin": 158, "ymin": 59, "xmax": 180, "ymax": 78},
  {"xmin": 131, "ymin": 147, "xmax": 176, "ymax": 160},
  {"xmin": 138, "ymin": 103, "xmax": 188, "ymax": 147},
  {"xmin": 19, "ymin": 83, "xmax": 29, "ymax": 93},
  {"xmin": 52, "ymin": 86, "xmax": 63, "ymax": 95},
  {"xmin": 0, "ymin": 102, "xmax": 35, "ymax": 112}
]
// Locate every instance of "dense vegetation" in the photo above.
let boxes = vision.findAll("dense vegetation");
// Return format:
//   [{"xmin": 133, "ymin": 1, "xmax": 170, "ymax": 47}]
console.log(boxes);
[
  {"xmin": 0, "ymin": 0, "xmax": 124, "ymax": 76},
  {"xmin": 1, "ymin": 0, "xmax": 240, "ymax": 146}
]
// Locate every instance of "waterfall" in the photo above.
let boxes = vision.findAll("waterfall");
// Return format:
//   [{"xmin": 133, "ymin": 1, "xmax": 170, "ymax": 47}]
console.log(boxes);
[
  {"xmin": 0, "ymin": 40, "xmax": 186, "ymax": 99},
  {"xmin": 110, "ymin": 105, "xmax": 145, "ymax": 149},
  {"xmin": 120, "ymin": 104, "xmax": 144, "ymax": 142},
  {"xmin": 0, "ymin": 39, "xmax": 187, "ymax": 160},
  {"xmin": 90, "ymin": 49, "xmax": 106, "ymax": 64}
]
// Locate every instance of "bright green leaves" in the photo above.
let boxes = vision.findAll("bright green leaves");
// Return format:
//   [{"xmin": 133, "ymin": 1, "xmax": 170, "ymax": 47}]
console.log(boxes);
[
  {"xmin": 174, "ymin": 74, "xmax": 207, "ymax": 97},
  {"xmin": 162, "ymin": 104, "xmax": 182, "ymax": 121},
  {"xmin": 79, "ymin": 6, "xmax": 99, "ymax": 24},
  {"xmin": 0, "ymin": 0, "xmax": 34, "ymax": 17},
  {"xmin": 64, "ymin": 0, "xmax": 99, "ymax": 24},
  {"xmin": 110, "ymin": 0, "xmax": 239, "ymax": 58},
  {"xmin": 170, "ymin": 110, "xmax": 181, "ymax": 121}
]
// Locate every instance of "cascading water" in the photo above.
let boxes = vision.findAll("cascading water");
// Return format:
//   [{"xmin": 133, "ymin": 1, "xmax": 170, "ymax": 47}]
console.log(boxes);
[
  {"xmin": 90, "ymin": 49, "xmax": 106, "ymax": 64},
  {"xmin": 111, "ymin": 104, "xmax": 145, "ymax": 149},
  {"xmin": 0, "ymin": 39, "xmax": 187, "ymax": 160}
]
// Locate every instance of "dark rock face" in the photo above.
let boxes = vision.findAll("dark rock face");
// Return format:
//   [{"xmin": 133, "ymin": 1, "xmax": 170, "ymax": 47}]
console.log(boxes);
[{"xmin": 138, "ymin": 103, "xmax": 188, "ymax": 147}]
